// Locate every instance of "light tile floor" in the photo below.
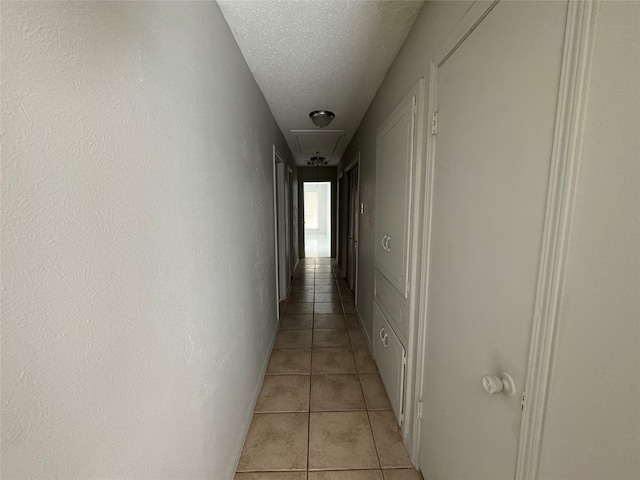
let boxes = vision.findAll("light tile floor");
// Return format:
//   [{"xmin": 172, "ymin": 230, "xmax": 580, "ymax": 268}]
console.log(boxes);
[{"xmin": 235, "ymin": 257, "xmax": 423, "ymax": 480}]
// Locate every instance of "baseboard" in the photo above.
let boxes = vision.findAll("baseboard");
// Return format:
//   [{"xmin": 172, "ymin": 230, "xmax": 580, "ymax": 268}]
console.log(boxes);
[
  {"xmin": 231, "ymin": 319, "xmax": 279, "ymax": 475},
  {"xmin": 355, "ymin": 306, "xmax": 375, "ymax": 354}
]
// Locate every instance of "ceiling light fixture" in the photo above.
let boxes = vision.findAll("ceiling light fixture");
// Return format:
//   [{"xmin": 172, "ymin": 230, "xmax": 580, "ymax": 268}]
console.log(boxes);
[
  {"xmin": 307, "ymin": 155, "xmax": 328, "ymax": 166},
  {"xmin": 309, "ymin": 110, "xmax": 335, "ymax": 128}
]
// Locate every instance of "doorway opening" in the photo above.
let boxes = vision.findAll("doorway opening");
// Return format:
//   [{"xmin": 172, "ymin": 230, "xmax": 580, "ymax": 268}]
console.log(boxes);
[{"xmin": 303, "ymin": 182, "xmax": 331, "ymax": 257}]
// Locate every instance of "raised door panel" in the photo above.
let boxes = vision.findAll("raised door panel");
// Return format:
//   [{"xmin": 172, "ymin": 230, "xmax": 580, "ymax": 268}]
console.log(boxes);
[
  {"xmin": 373, "ymin": 302, "xmax": 406, "ymax": 424},
  {"xmin": 375, "ymin": 272, "xmax": 409, "ymax": 341},
  {"xmin": 375, "ymin": 95, "xmax": 415, "ymax": 298}
]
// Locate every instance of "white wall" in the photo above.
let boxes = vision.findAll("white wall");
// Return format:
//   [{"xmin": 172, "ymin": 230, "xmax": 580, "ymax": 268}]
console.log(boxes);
[
  {"xmin": 340, "ymin": 0, "xmax": 639, "ymax": 477},
  {"xmin": 1, "ymin": 2, "xmax": 295, "ymax": 478},
  {"xmin": 538, "ymin": 2, "xmax": 640, "ymax": 478}
]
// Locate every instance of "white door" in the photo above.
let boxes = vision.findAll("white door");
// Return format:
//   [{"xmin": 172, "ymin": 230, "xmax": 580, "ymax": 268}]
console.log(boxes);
[
  {"xmin": 418, "ymin": 2, "xmax": 567, "ymax": 478},
  {"xmin": 347, "ymin": 166, "xmax": 360, "ymax": 292},
  {"xmin": 373, "ymin": 303, "xmax": 406, "ymax": 423},
  {"xmin": 375, "ymin": 94, "xmax": 415, "ymax": 298}
]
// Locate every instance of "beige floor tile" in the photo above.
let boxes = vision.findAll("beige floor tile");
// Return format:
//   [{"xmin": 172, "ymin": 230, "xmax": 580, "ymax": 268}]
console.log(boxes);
[
  {"xmin": 309, "ymin": 411, "xmax": 379, "ymax": 470},
  {"xmin": 368, "ymin": 411, "xmax": 412, "ymax": 468},
  {"xmin": 290, "ymin": 285, "xmax": 315, "ymax": 294},
  {"xmin": 310, "ymin": 374, "xmax": 365, "ymax": 411},
  {"xmin": 345, "ymin": 313, "xmax": 360, "ymax": 328},
  {"xmin": 315, "ymin": 278, "xmax": 336, "ymax": 285},
  {"xmin": 349, "ymin": 327, "xmax": 367, "ymax": 347},
  {"xmin": 275, "ymin": 329, "xmax": 313, "ymax": 349},
  {"xmin": 312, "ymin": 348, "xmax": 357, "ymax": 373},
  {"xmin": 284, "ymin": 302, "xmax": 314, "ymax": 315},
  {"xmin": 359, "ymin": 374, "xmax": 392, "ymax": 410},
  {"xmin": 314, "ymin": 302, "xmax": 343, "ymax": 314},
  {"xmin": 280, "ymin": 314, "xmax": 314, "ymax": 330},
  {"xmin": 382, "ymin": 469, "xmax": 423, "ymax": 480},
  {"xmin": 315, "ymin": 292, "xmax": 341, "ymax": 303},
  {"xmin": 236, "ymin": 413, "xmax": 308, "ymax": 472},
  {"xmin": 354, "ymin": 347, "xmax": 377, "ymax": 373},
  {"xmin": 315, "ymin": 272, "xmax": 335, "ymax": 278},
  {"xmin": 256, "ymin": 375, "xmax": 310, "ymax": 413},
  {"xmin": 315, "ymin": 285, "xmax": 339, "ymax": 293},
  {"xmin": 342, "ymin": 303, "xmax": 356, "ymax": 313},
  {"xmin": 313, "ymin": 329, "xmax": 351, "ymax": 348},
  {"xmin": 309, "ymin": 471, "xmax": 383, "ymax": 480},
  {"xmin": 314, "ymin": 314, "xmax": 346, "ymax": 329},
  {"xmin": 288, "ymin": 293, "xmax": 316, "ymax": 304},
  {"xmin": 236, "ymin": 472, "xmax": 307, "ymax": 480},
  {"xmin": 267, "ymin": 348, "xmax": 311, "ymax": 375}
]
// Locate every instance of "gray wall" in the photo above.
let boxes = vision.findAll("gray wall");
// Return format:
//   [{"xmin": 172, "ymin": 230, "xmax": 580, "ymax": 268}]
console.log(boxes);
[
  {"xmin": 339, "ymin": 1, "xmax": 639, "ymax": 478},
  {"xmin": 1, "ymin": 2, "xmax": 295, "ymax": 478}
]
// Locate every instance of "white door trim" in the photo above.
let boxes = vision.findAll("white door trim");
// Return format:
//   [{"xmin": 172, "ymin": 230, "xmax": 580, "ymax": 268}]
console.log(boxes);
[
  {"xmin": 411, "ymin": 0, "xmax": 599, "ymax": 476},
  {"xmin": 516, "ymin": 2, "xmax": 598, "ymax": 478},
  {"xmin": 345, "ymin": 151, "xmax": 360, "ymax": 172},
  {"xmin": 272, "ymin": 145, "xmax": 285, "ymax": 319}
]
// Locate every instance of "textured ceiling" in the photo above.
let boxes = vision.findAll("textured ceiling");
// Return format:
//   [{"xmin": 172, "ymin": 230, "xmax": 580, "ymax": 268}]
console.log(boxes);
[{"xmin": 218, "ymin": 0, "xmax": 424, "ymax": 166}]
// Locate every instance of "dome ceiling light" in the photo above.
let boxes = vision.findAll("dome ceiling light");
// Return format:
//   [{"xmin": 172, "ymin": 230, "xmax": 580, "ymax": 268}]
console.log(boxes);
[{"xmin": 309, "ymin": 110, "xmax": 335, "ymax": 128}]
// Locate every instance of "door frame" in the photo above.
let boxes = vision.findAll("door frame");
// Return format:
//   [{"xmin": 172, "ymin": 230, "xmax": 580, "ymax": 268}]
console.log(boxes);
[
  {"xmin": 344, "ymin": 152, "xmax": 360, "ymax": 303},
  {"xmin": 302, "ymin": 180, "xmax": 332, "ymax": 258},
  {"xmin": 411, "ymin": 1, "xmax": 598, "ymax": 477},
  {"xmin": 287, "ymin": 166, "xmax": 295, "ymax": 284},
  {"xmin": 272, "ymin": 145, "xmax": 287, "ymax": 316}
]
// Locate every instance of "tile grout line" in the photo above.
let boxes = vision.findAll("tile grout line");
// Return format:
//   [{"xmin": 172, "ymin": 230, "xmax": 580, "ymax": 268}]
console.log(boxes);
[{"xmin": 306, "ymin": 259, "xmax": 316, "ymax": 474}]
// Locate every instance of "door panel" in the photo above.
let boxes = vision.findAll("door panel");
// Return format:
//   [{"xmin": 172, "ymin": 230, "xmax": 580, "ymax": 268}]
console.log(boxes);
[
  {"xmin": 373, "ymin": 303, "xmax": 406, "ymax": 424},
  {"xmin": 419, "ymin": 2, "xmax": 567, "ymax": 478},
  {"xmin": 375, "ymin": 97, "xmax": 414, "ymax": 297}
]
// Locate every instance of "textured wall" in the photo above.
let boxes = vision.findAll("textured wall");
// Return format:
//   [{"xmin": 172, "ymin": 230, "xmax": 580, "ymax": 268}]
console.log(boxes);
[
  {"xmin": 538, "ymin": 2, "xmax": 640, "ymax": 478},
  {"xmin": 1, "ymin": 2, "xmax": 294, "ymax": 478}
]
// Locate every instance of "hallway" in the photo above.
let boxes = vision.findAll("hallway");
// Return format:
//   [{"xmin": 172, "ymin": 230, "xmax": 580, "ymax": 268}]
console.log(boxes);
[
  {"xmin": 235, "ymin": 257, "xmax": 421, "ymax": 480},
  {"xmin": 2, "ymin": 1, "xmax": 638, "ymax": 478}
]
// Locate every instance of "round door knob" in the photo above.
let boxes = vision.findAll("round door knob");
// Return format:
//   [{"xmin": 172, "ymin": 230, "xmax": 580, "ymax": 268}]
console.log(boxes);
[
  {"xmin": 482, "ymin": 371, "xmax": 516, "ymax": 396},
  {"xmin": 482, "ymin": 375, "xmax": 504, "ymax": 394}
]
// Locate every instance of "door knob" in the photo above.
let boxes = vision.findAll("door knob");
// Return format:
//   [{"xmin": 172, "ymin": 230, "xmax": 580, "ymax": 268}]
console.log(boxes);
[
  {"xmin": 481, "ymin": 371, "xmax": 516, "ymax": 396},
  {"xmin": 382, "ymin": 235, "xmax": 388, "ymax": 250}
]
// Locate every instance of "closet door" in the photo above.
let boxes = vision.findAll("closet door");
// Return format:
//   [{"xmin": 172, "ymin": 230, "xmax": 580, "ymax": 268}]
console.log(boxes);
[
  {"xmin": 375, "ymin": 95, "xmax": 415, "ymax": 298},
  {"xmin": 373, "ymin": 303, "xmax": 406, "ymax": 423}
]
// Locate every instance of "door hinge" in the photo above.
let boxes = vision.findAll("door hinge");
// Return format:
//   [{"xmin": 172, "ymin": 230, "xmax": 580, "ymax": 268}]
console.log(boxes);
[
  {"xmin": 405, "ymin": 281, "xmax": 410, "ymax": 297},
  {"xmin": 431, "ymin": 111, "xmax": 438, "ymax": 135},
  {"xmin": 521, "ymin": 392, "xmax": 526, "ymax": 411},
  {"xmin": 417, "ymin": 401, "xmax": 423, "ymax": 420}
]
